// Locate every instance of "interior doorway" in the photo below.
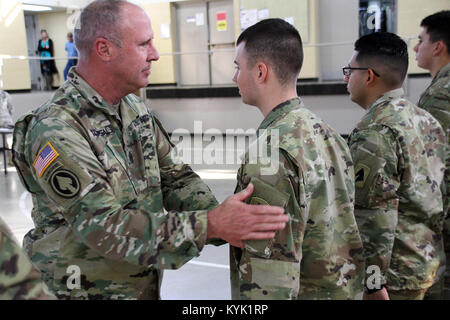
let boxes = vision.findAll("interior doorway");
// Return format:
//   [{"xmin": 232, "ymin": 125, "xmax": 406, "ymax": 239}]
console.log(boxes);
[
  {"xmin": 174, "ymin": 0, "xmax": 236, "ymax": 86},
  {"xmin": 24, "ymin": 13, "xmax": 42, "ymax": 91}
]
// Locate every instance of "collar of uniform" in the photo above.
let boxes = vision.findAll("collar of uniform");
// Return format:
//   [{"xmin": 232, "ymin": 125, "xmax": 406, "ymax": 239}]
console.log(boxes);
[
  {"xmin": 67, "ymin": 67, "xmax": 120, "ymax": 118},
  {"xmin": 258, "ymin": 97, "xmax": 304, "ymax": 131},
  {"xmin": 433, "ymin": 62, "xmax": 450, "ymax": 83},
  {"xmin": 368, "ymin": 88, "xmax": 405, "ymax": 112}
]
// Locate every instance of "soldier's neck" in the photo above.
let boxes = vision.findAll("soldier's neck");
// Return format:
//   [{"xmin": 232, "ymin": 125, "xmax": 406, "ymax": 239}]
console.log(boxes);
[
  {"xmin": 259, "ymin": 86, "xmax": 298, "ymax": 118},
  {"xmin": 75, "ymin": 63, "xmax": 124, "ymax": 105},
  {"xmin": 430, "ymin": 56, "xmax": 450, "ymax": 78}
]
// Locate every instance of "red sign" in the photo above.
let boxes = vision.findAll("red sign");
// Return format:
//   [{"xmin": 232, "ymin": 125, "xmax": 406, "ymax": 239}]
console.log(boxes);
[{"xmin": 217, "ymin": 12, "xmax": 226, "ymax": 21}]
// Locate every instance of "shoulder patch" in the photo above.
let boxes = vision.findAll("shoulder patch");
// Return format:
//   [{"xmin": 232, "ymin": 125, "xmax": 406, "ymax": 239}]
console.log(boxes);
[
  {"xmin": 50, "ymin": 169, "xmax": 80, "ymax": 198},
  {"xmin": 33, "ymin": 142, "xmax": 60, "ymax": 177},
  {"xmin": 355, "ymin": 163, "xmax": 371, "ymax": 188}
]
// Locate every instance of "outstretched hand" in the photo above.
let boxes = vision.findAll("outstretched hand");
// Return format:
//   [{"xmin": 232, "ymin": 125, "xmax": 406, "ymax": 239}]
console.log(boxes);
[
  {"xmin": 207, "ymin": 183, "xmax": 288, "ymax": 248},
  {"xmin": 363, "ymin": 287, "xmax": 390, "ymax": 300}
]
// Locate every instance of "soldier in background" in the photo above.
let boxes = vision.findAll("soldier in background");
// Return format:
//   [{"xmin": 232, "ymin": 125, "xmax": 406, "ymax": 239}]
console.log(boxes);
[
  {"xmin": 345, "ymin": 32, "xmax": 446, "ymax": 300},
  {"xmin": 0, "ymin": 90, "xmax": 13, "ymax": 129},
  {"xmin": 0, "ymin": 217, "xmax": 55, "ymax": 299},
  {"xmin": 414, "ymin": 10, "xmax": 450, "ymax": 300},
  {"xmin": 229, "ymin": 18, "xmax": 365, "ymax": 300},
  {"xmin": 12, "ymin": 0, "xmax": 288, "ymax": 300}
]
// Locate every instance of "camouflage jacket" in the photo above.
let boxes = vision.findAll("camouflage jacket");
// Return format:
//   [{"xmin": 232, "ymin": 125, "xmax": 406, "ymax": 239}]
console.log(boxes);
[
  {"xmin": 418, "ymin": 62, "xmax": 450, "ymax": 139},
  {"xmin": 418, "ymin": 62, "xmax": 450, "ymax": 254},
  {"xmin": 0, "ymin": 90, "xmax": 13, "ymax": 128},
  {"xmin": 348, "ymin": 88, "xmax": 446, "ymax": 291},
  {"xmin": 230, "ymin": 98, "xmax": 364, "ymax": 300},
  {"xmin": 12, "ymin": 68, "xmax": 218, "ymax": 300},
  {"xmin": 0, "ymin": 217, "xmax": 55, "ymax": 300}
]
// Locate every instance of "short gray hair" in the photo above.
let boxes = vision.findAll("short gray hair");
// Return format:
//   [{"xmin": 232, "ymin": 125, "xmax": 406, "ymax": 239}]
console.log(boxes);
[{"xmin": 74, "ymin": 0, "xmax": 127, "ymax": 58}]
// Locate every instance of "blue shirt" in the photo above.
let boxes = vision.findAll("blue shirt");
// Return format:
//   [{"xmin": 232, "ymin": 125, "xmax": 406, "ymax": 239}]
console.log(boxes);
[{"xmin": 65, "ymin": 41, "xmax": 78, "ymax": 58}]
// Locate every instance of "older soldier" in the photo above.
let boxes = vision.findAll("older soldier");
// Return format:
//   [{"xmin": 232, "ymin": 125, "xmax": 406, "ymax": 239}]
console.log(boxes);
[
  {"xmin": 414, "ymin": 10, "xmax": 450, "ymax": 300},
  {"xmin": 345, "ymin": 32, "xmax": 446, "ymax": 300},
  {"xmin": 230, "ymin": 18, "xmax": 364, "ymax": 300},
  {"xmin": 0, "ymin": 217, "xmax": 55, "ymax": 299},
  {"xmin": 12, "ymin": 0, "xmax": 287, "ymax": 300}
]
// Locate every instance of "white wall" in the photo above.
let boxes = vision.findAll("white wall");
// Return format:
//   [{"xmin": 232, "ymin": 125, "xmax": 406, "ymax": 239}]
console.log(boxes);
[{"xmin": 318, "ymin": 0, "xmax": 359, "ymax": 81}]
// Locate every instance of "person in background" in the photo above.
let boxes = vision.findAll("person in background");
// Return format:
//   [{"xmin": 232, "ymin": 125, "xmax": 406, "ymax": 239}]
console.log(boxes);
[
  {"xmin": 0, "ymin": 89, "xmax": 13, "ymax": 129},
  {"xmin": 36, "ymin": 29, "xmax": 58, "ymax": 91},
  {"xmin": 414, "ymin": 10, "xmax": 450, "ymax": 300},
  {"xmin": 0, "ymin": 216, "xmax": 56, "ymax": 300},
  {"xmin": 345, "ymin": 32, "xmax": 446, "ymax": 300},
  {"xmin": 64, "ymin": 32, "xmax": 78, "ymax": 81},
  {"xmin": 0, "ymin": 89, "xmax": 14, "ymax": 166}
]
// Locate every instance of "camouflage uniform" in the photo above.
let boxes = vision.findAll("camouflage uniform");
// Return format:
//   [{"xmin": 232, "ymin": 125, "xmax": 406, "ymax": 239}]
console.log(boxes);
[
  {"xmin": 12, "ymin": 68, "xmax": 218, "ymax": 300},
  {"xmin": 418, "ymin": 62, "xmax": 450, "ymax": 300},
  {"xmin": 230, "ymin": 98, "xmax": 365, "ymax": 300},
  {"xmin": 0, "ymin": 216, "xmax": 55, "ymax": 299},
  {"xmin": 0, "ymin": 90, "xmax": 13, "ymax": 128},
  {"xmin": 348, "ymin": 88, "xmax": 446, "ymax": 299}
]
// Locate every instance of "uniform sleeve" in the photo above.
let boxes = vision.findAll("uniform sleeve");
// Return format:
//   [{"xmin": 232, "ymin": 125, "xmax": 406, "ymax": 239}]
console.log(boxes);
[
  {"xmin": 419, "ymin": 88, "xmax": 450, "ymax": 216},
  {"xmin": 0, "ymin": 217, "xmax": 55, "ymax": 300},
  {"xmin": 25, "ymin": 117, "xmax": 213, "ymax": 270},
  {"xmin": 349, "ymin": 128, "xmax": 400, "ymax": 286},
  {"xmin": 232, "ymin": 149, "xmax": 301, "ymax": 300}
]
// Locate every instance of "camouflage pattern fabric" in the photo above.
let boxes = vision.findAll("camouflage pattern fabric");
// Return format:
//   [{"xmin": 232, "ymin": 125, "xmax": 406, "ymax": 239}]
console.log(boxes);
[
  {"xmin": 230, "ymin": 98, "xmax": 365, "ymax": 300},
  {"xmin": 0, "ymin": 217, "xmax": 55, "ymax": 300},
  {"xmin": 12, "ymin": 67, "xmax": 218, "ymax": 300},
  {"xmin": 388, "ymin": 288, "xmax": 428, "ymax": 300},
  {"xmin": 417, "ymin": 62, "xmax": 450, "ymax": 299},
  {"xmin": 0, "ymin": 90, "xmax": 13, "ymax": 128},
  {"xmin": 348, "ymin": 88, "xmax": 446, "ymax": 293}
]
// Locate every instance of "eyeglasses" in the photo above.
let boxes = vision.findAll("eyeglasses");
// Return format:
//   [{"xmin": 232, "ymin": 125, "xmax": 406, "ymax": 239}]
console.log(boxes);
[{"xmin": 342, "ymin": 66, "xmax": 380, "ymax": 77}]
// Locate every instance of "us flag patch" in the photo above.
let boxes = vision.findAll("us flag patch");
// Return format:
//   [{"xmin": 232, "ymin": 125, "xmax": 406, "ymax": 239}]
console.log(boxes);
[{"xmin": 33, "ymin": 142, "xmax": 59, "ymax": 177}]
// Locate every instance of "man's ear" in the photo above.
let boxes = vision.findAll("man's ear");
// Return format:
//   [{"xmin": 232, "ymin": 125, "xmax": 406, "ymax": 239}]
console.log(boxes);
[
  {"xmin": 433, "ymin": 40, "xmax": 446, "ymax": 57},
  {"xmin": 94, "ymin": 38, "xmax": 114, "ymax": 61},
  {"xmin": 255, "ymin": 62, "xmax": 268, "ymax": 83},
  {"xmin": 366, "ymin": 68, "xmax": 377, "ymax": 86}
]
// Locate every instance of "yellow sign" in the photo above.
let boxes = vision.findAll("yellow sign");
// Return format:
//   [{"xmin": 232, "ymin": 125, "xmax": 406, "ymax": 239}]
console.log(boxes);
[{"xmin": 217, "ymin": 20, "xmax": 227, "ymax": 32}]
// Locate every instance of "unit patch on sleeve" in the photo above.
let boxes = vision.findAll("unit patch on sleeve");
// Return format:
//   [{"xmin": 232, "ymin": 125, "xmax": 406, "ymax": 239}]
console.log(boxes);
[
  {"xmin": 33, "ymin": 142, "xmax": 60, "ymax": 177},
  {"xmin": 355, "ymin": 163, "xmax": 371, "ymax": 189},
  {"xmin": 50, "ymin": 169, "xmax": 81, "ymax": 198}
]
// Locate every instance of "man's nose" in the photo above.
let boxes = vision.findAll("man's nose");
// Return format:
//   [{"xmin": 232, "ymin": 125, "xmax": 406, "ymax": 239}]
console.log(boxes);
[{"xmin": 149, "ymin": 45, "xmax": 160, "ymax": 61}]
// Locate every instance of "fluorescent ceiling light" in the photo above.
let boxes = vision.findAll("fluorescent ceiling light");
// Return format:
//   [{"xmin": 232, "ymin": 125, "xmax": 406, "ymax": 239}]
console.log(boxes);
[{"xmin": 22, "ymin": 4, "xmax": 52, "ymax": 12}]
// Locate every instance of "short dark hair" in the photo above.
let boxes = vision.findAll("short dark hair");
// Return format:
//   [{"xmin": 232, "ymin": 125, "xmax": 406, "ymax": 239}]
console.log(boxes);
[
  {"xmin": 236, "ymin": 18, "xmax": 303, "ymax": 86},
  {"xmin": 421, "ymin": 10, "xmax": 450, "ymax": 55},
  {"xmin": 354, "ymin": 32, "xmax": 408, "ymax": 87}
]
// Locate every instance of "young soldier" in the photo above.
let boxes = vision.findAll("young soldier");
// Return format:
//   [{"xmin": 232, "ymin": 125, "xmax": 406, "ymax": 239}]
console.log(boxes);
[
  {"xmin": 345, "ymin": 32, "xmax": 446, "ymax": 300},
  {"xmin": 230, "ymin": 18, "xmax": 364, "ymax": 300},
  {"xmin": 414, "ymin": 10, "xmax": 450, "ymax": 300}
]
